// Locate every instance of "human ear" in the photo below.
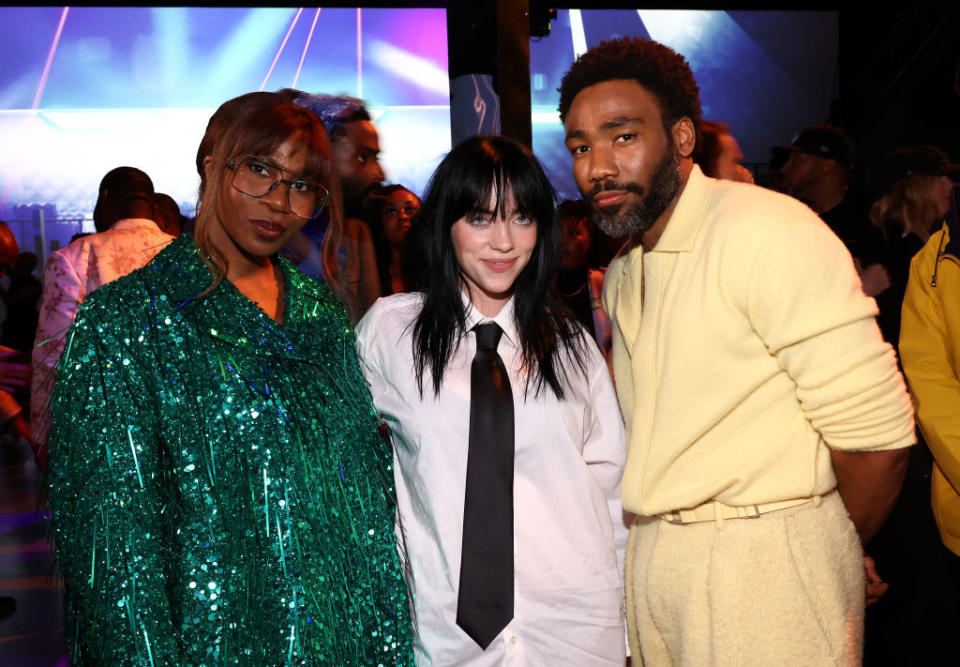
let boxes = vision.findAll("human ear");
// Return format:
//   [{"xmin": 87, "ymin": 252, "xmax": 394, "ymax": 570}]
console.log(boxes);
[
  {"xmin": 202, "ymin": 155, "xmax": 216, "ymax": 183},
  {"xmin": 672, "ymin": 117, "xmax": 696, "ymax": 159}
]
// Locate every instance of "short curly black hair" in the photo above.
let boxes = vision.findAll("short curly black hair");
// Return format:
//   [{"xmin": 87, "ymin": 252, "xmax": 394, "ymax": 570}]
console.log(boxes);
[{"xmin": 558, "ymin": 38, "xmax": 702, "ymax": 137}]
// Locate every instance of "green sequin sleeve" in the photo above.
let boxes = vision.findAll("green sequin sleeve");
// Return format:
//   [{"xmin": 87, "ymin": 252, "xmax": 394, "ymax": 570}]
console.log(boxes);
[{"xmin": 48, "ymin": 292, "xmax": 180, "ymax": 664}]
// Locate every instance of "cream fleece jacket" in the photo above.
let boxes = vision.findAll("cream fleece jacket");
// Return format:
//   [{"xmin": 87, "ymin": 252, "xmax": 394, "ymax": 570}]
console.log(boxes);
[{"xmin": 604, "ymin": 166, "xmax": 915, "ymax": 516}]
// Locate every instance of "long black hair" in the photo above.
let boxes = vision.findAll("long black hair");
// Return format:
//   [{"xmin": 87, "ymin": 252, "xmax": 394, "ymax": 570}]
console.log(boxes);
[{"xmin": 406, "ymin": 135, "xmax": 586, "ymax": 398}]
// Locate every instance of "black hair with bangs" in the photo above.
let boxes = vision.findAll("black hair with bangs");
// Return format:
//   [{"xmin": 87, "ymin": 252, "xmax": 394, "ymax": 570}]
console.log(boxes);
[{"xmin": 405, "ymin": 135, "xmax": 587, "ymax": 398}]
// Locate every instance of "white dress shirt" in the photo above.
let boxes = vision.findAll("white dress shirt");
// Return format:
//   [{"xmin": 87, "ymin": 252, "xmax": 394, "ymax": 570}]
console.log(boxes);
[{"xmin": 356, "ymin": 292, "xmax": 627, "ymax": 666}]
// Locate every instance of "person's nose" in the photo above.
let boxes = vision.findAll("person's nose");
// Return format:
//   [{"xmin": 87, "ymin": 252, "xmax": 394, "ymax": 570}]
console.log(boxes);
[
  {"xmin": 262, "ymin": 180, "xmax": 291, "ymax": 213},
  {"xmin": 489, "ymin": 220, "xmax": 515, "ymax": 252},
  {"xmin": 371, "ymin": 159, "xmax": 385, "ymax": 184},
  {"xmin": 587, "ymin": 144, "xmax": 618, "ymax": 184}
]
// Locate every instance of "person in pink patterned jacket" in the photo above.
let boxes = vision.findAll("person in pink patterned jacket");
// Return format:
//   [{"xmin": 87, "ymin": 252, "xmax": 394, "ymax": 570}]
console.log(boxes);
[{"xmin": 30, "ymin": 167, "xmax": 173, "ymax": 463}]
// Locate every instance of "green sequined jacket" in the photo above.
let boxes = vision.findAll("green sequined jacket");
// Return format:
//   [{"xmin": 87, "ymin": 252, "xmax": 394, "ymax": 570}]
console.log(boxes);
[{"xmin": 47, "ymin": 235, "xmax": 414, "ymax": 666}]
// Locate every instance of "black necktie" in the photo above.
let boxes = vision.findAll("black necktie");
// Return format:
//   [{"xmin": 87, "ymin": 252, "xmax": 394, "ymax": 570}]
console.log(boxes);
[{"xmin": 456, "ymin": 321, "xmax": 515, "ymax": 649}]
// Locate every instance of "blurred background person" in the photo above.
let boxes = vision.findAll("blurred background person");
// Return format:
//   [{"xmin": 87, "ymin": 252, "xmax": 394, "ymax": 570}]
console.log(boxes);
[
  {"xmin": 894, "ymin": 146, "xmax": 960, "ymax": 667},
  {"xmin": 363, "ymin": 183, "xmax": 420, "ymax": 296},
  {"xmin": 152, "ymin": 192, "xmax": 183, "ymax": 237},
  {"xmin": 30, "ymin": 166, "xmax": 173, "ymax": 465},
  {"xmin": 554, "ymin": 199, "xmax": 611, "ymax": 356},
  {"xmin": 0, "ymin": 222, "xmax": 31, "ymax": 456},
  {"xmin": 870, "ymin": 145, "xmax": 960, "ymax": 344},
  {"xmin": 0, "ymin": 338, "xmax": 28, "ymax": 620},
  {"xmin": 286, "ymin": 92, "xmax": 385, "ymax": 322},
  {"xmin": 775, "ymin": 124, "xmax": 891, "ymax": 301},
  {"xmin": 0, "ymin": 252, "xmax": 41, "ymax": 355},
  {"xmin": 695, "ymin": 120, "xmax": 754, "ymax": 183}
]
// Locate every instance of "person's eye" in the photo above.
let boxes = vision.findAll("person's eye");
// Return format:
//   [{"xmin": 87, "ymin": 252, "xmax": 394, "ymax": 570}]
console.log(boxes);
[
  {"xmin": 615, "ymin": 133, "xmax": 636, "ymax": 143},
  {"xmin": 385, "ymin": 207, "xmax": 399, "ymax": 216},
  {"xmin": 291, "ymin": 179, "xmax": 311, "ymax": 193},
  {"xmin": 569, "ymin": 144, "xmax": 589, "ymax": 156},
  {"xmin": 469, "ymin": 214, "xmax": 491, "ymax": 227},
  {"xmin": 514, "ymin": 214, "xmax": 534, "ymax": 226},
  {"xmin": 247, "ymin": 160, "xmax": 273, "ymax": 177},
  {"xmin": 403, "ymin": 206, "xmax": 419, "ymax": 216},
  {"xmin": 356, "ymin": 153, "xmax": 368, "ymax": 165}
]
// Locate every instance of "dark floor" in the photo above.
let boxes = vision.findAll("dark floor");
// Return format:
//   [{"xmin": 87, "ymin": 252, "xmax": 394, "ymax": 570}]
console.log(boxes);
[{"xmin": 0, "ymin": 438, "xmax": 67, "ymax": 666}]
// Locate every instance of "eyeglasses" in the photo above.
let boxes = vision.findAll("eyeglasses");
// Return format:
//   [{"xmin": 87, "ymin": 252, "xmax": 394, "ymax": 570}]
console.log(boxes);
[
  {"xmin": 383, "ymin": 205, "xmax": 420, "ymax": 218},
  {"xmin": 226, "ymin": 156, "xmax": 328, "ymax": 219}
]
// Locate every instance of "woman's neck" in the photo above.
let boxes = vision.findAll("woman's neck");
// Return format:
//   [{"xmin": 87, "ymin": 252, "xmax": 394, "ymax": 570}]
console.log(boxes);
[
  {"xmin": 230, "ymin": 259, "xmax": 283, "ymax": 322},
  {"xmin": 206, "ymin": 221, "xmax": 283, "ymax": 321},
  {"xmin": 389, "ymin": 247, "xmax": 405, "ymax": 293}
]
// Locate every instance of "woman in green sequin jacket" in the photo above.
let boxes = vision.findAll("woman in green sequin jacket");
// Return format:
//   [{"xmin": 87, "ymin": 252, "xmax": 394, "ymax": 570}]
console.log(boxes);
[{"xmin": 46, "ymin": 93, "xmax": 414, "ymax": 665}]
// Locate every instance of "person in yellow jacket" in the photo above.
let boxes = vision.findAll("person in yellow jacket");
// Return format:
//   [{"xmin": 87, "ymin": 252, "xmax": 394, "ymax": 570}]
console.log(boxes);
[{"xmin": 901, "ymin": 176, "xmax": 960, "ymax": 556}]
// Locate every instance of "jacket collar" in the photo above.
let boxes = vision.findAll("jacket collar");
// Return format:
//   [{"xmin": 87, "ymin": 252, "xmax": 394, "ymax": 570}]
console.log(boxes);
[
  {"xmin": 647, "ymin": 164, "xmax": 710, "ymax": 253},
  {"xmin": 110, "ymin": 217, "xmax": 166, "ymax": 233},
  {"xmin": 142, "ymin": 235, "xmax": 340, "ymax": 354}
]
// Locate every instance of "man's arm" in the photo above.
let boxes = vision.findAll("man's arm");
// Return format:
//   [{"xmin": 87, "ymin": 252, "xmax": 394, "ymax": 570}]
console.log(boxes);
[
  {"xmin": 830, "ymin": 447, "xmax": 908, "ymax": 542},
  {"xmin": 30, "ymin": 251, "xmax": 84, "ymax": 450},
  {"xmin": 742, "ymin": 206, "xmax": 914, "ymax": 530},
  {"xmin": 772, "ymin": 315, "xmax": 914, "ymax": 537},
  {"xmin": 351, "ymin": 217, "xmax": 381, "ymax": 318}
]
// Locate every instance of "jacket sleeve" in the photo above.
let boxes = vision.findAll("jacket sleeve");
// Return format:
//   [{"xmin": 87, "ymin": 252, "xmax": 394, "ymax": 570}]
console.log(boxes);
[
  {"xmin": 47, "ymin": 295, "xmax": 179, "ymax": 664},
  {"xmin": 744, "ymin": 210, "xmax": 914, "ymax": 452},
  {"xmin": 31, "ymin": 251, "xmax": 83, "ymax": 449},
  {"xmin": 900, "ymin": 243, "xmax": 960, "ymax": 488}
]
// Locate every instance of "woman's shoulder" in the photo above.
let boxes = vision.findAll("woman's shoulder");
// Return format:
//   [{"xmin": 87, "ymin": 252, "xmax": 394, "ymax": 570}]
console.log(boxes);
[
  {"xmin": 279, "ymin": 257, "xmax": 356, "ymax": 326},
  {"xmin": 74, "ymin": 266, "xmax": 157, "ymax": 326},
  {"xmin": 361, "ymin": 292, "xmax": 423, "ymax": 328},
  {"xmin": 355, "ymin": 292, "xmax": 423, "ymax": 347}
]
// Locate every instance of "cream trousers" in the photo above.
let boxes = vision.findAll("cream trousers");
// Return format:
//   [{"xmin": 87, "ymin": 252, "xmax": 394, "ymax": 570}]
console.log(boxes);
[{"xmin": 626, "ymin": 491, "xmax": 864, "ymax": 666}]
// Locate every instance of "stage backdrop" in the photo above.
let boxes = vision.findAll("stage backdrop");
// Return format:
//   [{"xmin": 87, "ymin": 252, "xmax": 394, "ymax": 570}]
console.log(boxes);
[
  {"xmin": 0, "ymin": 6, "xmax": 449, "ymax": 258},
  {"xmin": 530, "ymin": 9, "xmax": 839, "ymax": 201}
]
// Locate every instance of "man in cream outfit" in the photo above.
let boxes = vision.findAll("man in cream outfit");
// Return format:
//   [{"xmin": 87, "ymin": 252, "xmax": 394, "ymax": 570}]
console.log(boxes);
[{"xmin": 559, "ymin": 37, "xmax": 915, "ymax": 664}]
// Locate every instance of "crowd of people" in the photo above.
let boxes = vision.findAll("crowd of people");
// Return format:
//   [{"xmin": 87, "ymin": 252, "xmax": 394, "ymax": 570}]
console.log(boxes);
[{"xmin": 0, "ymin": 35, "xmax": 956, "ymax": 664}]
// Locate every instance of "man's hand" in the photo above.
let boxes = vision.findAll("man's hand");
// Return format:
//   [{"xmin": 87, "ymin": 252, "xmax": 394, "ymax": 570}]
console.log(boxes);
[
  {"xmin": 0, "ymin": 347, "xmax": 28, "ymax": 393},
  {"xmin": 864, "ymin": 555, "xmax": 888, "ymax": 605},
  {"xmin": 853, "ymin": 259, "xmax": 891, "ymax": 297}
]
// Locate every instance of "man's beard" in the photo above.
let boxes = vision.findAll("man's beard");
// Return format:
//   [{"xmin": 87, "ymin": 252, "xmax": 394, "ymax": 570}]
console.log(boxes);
[
  {"xmin": 589, "ymin": 146, "xmax": 682, "ymax": 239},
  {"xmin": 340, "ymin": 176, "xmax": 377, "ymax": 219}
]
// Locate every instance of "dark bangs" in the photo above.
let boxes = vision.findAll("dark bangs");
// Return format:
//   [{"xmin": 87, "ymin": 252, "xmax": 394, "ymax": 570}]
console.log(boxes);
[{"xmin": 433, "ymin": 137, "xmax": 556, "ymax": 235}]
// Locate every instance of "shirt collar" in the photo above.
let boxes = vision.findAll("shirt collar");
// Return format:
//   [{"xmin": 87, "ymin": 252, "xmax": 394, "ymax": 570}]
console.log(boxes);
[
  {"xmin": 648, "ymin": 164, "xmax": 711, "ymax": 253},
  {"xmin": 461, "ymin": 290, "xmax": 519, "ymax": 348},
  {"xmin": 109, "ymin": 217, "xmax": 165, "ymax": 233}
]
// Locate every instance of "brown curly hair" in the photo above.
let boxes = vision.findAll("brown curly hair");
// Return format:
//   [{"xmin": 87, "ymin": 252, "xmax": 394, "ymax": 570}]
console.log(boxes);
[{"xmin": 558, "ymin": 37, "xmax": 703, "ymax": 139}]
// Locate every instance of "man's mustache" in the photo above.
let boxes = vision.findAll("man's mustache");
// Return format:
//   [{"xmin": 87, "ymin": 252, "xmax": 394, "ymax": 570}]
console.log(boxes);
[{"xmin": 588, "ymin": 180, "xmax": 645, "ymax": 201}]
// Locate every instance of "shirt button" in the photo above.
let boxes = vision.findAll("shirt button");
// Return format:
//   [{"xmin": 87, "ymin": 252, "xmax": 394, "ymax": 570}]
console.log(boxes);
[{"xmin": 510, "ymin": 636, "xmax": 518, "ymax": 645}]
